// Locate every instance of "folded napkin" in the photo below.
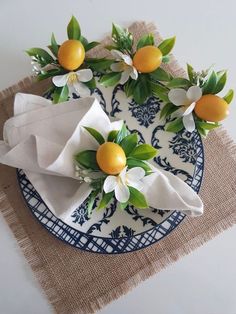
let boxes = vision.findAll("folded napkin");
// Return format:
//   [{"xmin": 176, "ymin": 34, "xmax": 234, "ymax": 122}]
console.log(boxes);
[{"xmin": 0, "ymin": 93, "xmax": 203, "ymax": 219}]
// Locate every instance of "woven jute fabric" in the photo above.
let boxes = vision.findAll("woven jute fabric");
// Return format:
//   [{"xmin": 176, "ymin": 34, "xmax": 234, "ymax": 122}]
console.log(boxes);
[{"xmin": 0, "ymin": 22, "xmax": 235, "ymax": 314}]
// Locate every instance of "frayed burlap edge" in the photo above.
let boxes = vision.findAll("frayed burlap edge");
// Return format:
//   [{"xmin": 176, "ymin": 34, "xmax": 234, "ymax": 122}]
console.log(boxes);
[{"xmin": 0, "ymin": 21, "xmax": 236, "ymax": 314}]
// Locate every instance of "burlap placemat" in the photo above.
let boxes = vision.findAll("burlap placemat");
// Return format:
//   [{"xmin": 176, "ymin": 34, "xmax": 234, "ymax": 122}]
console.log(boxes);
[{"xmin": 0, "ymin": 22, "xmax": 235, "ymax": 314}]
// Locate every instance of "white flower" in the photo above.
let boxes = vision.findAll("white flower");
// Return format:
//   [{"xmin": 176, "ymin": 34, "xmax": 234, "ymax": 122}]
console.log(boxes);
[
  {"xmin": 110, "ymin": 49, "xmax": 138, "ymax": 84},
  {"xmin": 52, "ymin": 69, "xmax": 93, "ymax": 97},
  {"xmin": 103, "ymin": 166, "xmax": 145, "ymax": 203},
  {"xmin": 168, "ymin": 86, "xmax": 202, "ymax": 132}
]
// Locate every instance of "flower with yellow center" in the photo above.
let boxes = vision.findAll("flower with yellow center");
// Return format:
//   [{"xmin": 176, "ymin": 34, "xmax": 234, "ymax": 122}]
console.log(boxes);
[
  {"xmin": 110, "ymin": 49, "xmax": 138, "ymax": 84},
  {"xmin": 52, "ymin": 69, "xmax": 93, "ymax": 97},
  {"xmin": 103, "ymin": 166, "xmax": 145, "ymax": 203},
  {"xmin": 168, "ymin": 86, "xmax": 202, "ymax": 132}
]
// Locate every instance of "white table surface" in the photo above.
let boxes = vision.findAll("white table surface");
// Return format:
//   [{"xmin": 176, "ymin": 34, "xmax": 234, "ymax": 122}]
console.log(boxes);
[{"xmin": 0, "ymin": 1, "xmax": 236, "ymax": 313}]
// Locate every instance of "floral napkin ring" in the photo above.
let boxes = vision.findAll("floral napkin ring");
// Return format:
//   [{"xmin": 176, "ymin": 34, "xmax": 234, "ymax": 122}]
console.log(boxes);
[
  {"xmin": 26, "ymin": 16, "xmax": 99, "ymax": 103},
  {"xmin": 74, "ymin": 123, "xmax": 157, "ymax": 216}
]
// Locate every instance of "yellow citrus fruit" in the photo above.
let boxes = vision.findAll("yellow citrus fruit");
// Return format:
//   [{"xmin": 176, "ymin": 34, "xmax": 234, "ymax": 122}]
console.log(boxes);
[
  {"xmin": 96, "ymin": 142, "xmax": 126, "ymax": 175},
  {"xmin": 194, "ymin": 94, "xmax": 229, "ymax": 122},
  {"xmin": 133, "ymin": 45, "xmax": 163, "ymax": 73},
  {"xmin": 58, "ymin": 39, "xmax": 85, "ymax": 71}
]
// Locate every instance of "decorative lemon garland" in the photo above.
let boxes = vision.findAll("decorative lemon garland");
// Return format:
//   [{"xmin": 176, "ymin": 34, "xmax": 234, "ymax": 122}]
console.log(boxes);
[
  {"xmin": 74, "ymin": 124, "xmax": 157, "ymax": 215},
  {"xmin": 27, "ymin": 16, "xmax": 234, "ymax": 136}
]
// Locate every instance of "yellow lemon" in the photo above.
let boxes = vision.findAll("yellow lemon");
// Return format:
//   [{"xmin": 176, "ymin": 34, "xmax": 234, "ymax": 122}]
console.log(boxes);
[
  {"xmin": 194, "ymin": 94, "xmax": 229, "ymax": 122},
  {"xmin": 58, "ymin": 39, "xmax": 85, "ymax": 71},
  {"xmin": 96, "ymin": 142, "xmax": 126, "ymax": 175},
  {"xmin": 133, "ymin": 45, "xmax": 162, "ymax": 73}
]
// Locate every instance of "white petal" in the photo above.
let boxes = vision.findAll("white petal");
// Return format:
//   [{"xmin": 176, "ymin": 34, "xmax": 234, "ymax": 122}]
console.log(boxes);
[
  {"xmin": 52, "ymin": 74, "xmax": 69, "ymax": 87},
  {"xmin": 187, "ymin": 86, "xmax": 202, "ymax": 102},
  {"xmin": 182, "ymin": 102, "xmax": 196, "ymax": 116},
  {"xmin": 126, "ymin": 167, "xmax": 145, "ymax": 181},
  {"xmin": 120, "ymin": 69, "xmax": 131, "ymax": 84},
  {"xmin": 76, "ymin": 69, "xmax": 93, "ymax": 82},
  {"xmin": 110, "ymin": 49, "xmax": 132, "ymax": 65},
  {"xmin": 168, "ymin": 89, "xmax": 188, "ymax": 106},
  {"xmin": 130, "ymin": 67, "xmax": 138, "ymax": 80},
  {"xmin": 121, "ymin": 54, "xmax": 133, "ymax": 66},
  {"xmin": 119, "ymin": 166, "xmax": 128, "ymax": 184},
  {"xmin": 73, "ymin": 81, "xmax": 91, "ymax": 97},
  {"xmin": 115, "ymin": 182, "xmax": 130, "ymax": 203},
  {"xmin": 110, "ymin": 49, "xmax": 124, "ymax": 60},
  {"xmin": 127, "ymin": 180, "xmax": 144, "ymax": 191},
  {"xmin": 110, "ymin": 62, "xmax": 124, "ymax": 72},
  {"xmin": 183, "ymin": 114, "xmax": 196, "ymax": 132},
  {"xmin": 104, "ymin": 176, "xmax": 117, "ymax": 193}
]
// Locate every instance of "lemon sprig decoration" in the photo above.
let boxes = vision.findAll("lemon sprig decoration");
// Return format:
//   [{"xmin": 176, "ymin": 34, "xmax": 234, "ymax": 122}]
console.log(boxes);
[
  {"xmin": 99, "ymin": 23, "xmax": 176, "ymax": 104},
  {"xmin": 74, "ymin": 123, "xmax": 158, "ymax": 216},
  {"xmin": 161, "ymin": 65, "xmax": 234, "ymax": 136},
  {"xmin": 26, "ymin": 16, "xmax": 100, "ymax": 103}
]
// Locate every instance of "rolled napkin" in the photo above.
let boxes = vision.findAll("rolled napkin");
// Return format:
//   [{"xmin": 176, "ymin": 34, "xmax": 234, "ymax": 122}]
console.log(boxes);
[{"xmin": 0, "ymin": 93, "xmax": 203, "ymax": 219}]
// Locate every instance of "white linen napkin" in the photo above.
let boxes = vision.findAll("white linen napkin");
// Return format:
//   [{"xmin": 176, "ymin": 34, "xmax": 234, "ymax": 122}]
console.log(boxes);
[{"xmin": 0, "ymin": 93, "xmax": 203, "ymax": 219}]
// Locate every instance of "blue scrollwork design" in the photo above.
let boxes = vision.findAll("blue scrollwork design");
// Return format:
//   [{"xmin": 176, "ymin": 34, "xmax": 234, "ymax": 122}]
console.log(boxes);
[
  {"xmin": 169, "ymin": 129, "xmax": 199, "ymax": 164},
  {"xmin": 128, "ymin": 96, "xmax": 162, "ymax": 128}
]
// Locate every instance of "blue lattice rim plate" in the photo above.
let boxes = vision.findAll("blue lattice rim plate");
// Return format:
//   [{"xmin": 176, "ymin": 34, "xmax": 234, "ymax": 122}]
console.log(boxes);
[{"xmin": 17, "ymin": 83, "xmax": 204, "ymax": 254}]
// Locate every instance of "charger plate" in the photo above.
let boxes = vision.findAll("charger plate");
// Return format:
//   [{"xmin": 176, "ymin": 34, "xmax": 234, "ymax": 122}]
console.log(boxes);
[{"xmin": 17, "ymin": 83, "xmax": 204, "ymax": 254}]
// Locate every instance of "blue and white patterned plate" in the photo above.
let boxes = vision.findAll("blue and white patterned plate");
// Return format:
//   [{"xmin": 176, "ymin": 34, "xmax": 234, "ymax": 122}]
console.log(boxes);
[{"xmin": 17, "ymin": 83, "xmax": 204, "ymax": 254}]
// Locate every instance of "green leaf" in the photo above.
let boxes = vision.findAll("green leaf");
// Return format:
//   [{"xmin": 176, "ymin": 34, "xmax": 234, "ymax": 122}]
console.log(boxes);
[
  {"xmin": 223, "ymin": 89, "xmax": 234, "ymax": 104},
  {"xmin": 196, "ymin": 121, "xmax": 219, "ymax": 130},
  {"xmin": 83, "ymin": 127, "xmax": 105, "ymax": 145},
  {"xmin": 26, "ymin": 48, "xmax": 54, "ymax": 66},
  {"xmin": 52, "ymin": 85, "xmax": 69, "ymax": 104},
  {"xmin": 50, "ymin": 33, "xmax": 59, "ymax": 57},
  {"xmin": 127, "ymin": 158, "xmax": 152, "ymax": 175},
  {"xmin": 196, "ymin": 125, "xmax": 207, "ymax": 137},
  {"xmin": 107, "ymin": 130, "xmax": 119, "ymax": 142},
  {"xmin": 150, "ymin": 82, "xmax": 169, "ymax": 102},
  {"xmin": 118, "ymin": 202, "xmax": 129, "ymax": 210},
  {"xmin": 167, "ymin": 78, "xmax": 192, "ymax": 89},
  {"xmin": 158, "ymin": 36, "xmax": 176, "ymax": 56},
  {"xmin": 83, "ymin": 77, "xmax": 96, "ymax": 90},
  {"xmin": 124, "ymin": 79, "xmax": 137, "ymax": 97},
  {"xmin": 37, "ymin": 68, "xmax": 65, "ymax": 81},
  {"xmin": 98, "ymin": 192, "xmax": 114, "ymax": 210},
  {"xmin": 162, "ymin": 55, "xmax": 170, "ymax": 63},
  {"xmin": 85, "ymin": 58, "xmax": 114, "ymax": 72},
  {"xmin": 128, "ymin": 186, "xmax": 148, "ymax": 209},
  {"xmin": 85, "ymin": 41, "xmax": 100, "ymax": 52},
  {"xmin": 99, "ymin": 72, "xmax": 122, "ymax": 87},
  {"xmin": 202, "ymin": 71, "xmax": 217, "ymax": 94},
  {"xmin": 115, "ymin": 123, "xmax": 130, "ymax": 144},
  {"xmin": 79, "ymin": 36, "xmax": 89, "ymax": 47},
  {"xmin": 120, "ymin": 133, "xmax": 138, "ymax": 156},
  {"xmin": 87, "ymin": 189, "xmax": 100, "ymax": 217},
  {"xmin": 160, "ymin": 102, "xmax": 179, "ymax": 119},
  {"xmin": 67, "ymin": 16, "xmax": 81, "ymax": 40},
  {"xmin": 133, "ymin": 75, "xmax": 152, "ymax": 104},
  {"xmin": 165, "ymin": 117, "xmax": 184, "ymax": 133},
  {"xmin": 187, "ymin": 63, "xmax": 194, "ymax": 83},
  {"xmin": 214, "ymin": 70, "xmax": 227, "ymax": 94},
  {"xmin": 74, "ymin": 150, "xmax": 99, "ymax": 170},
  {"xmin": 130, "ymin": 144, "xmax": 157, "ymax": 160},
  {"xmin": 136, "ymin": 33, "xmax": 155, "ymax": 49},
  {"xmin": 150, "ymin": 67, "xmax": 173, "ymax": 82}
]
